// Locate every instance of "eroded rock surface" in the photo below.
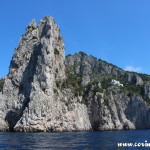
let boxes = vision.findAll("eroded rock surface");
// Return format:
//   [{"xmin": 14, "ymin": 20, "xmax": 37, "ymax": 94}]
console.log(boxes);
[
  {"xmin": 65, "ymin": 52, "xmax": 150, "ymax": 130},
  {"xmin": 0, "ymin": 17, "xmax": 91, "ymax": 132}
]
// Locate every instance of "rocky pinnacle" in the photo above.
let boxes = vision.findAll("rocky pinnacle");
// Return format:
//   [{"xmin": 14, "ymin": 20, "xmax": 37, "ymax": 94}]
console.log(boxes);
[{"xmin": 1, "ymin": 16, "xmax": 91, "ymax": 132}]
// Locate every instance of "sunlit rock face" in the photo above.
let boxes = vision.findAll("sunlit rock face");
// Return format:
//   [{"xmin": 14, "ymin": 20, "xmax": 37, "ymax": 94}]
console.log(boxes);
[{"xmin": 1, "ymin": 17, "xmax": 91, "ymax": 132}]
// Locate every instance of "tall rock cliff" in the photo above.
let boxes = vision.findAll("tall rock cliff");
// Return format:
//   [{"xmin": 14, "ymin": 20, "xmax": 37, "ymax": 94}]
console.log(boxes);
[
  {"xmin": 0, "ymin": 17, "xmax": 91, "ymax": 132},
  {"xmin": 1, "ymin": 17, "xmax": 150, "ymax": 132},
  {"xmin": 65, "ymin": 52, "xmax": 150, "ymax": 130}
]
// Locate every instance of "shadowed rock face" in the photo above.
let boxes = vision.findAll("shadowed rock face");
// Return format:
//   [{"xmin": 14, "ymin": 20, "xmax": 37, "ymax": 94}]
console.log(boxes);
[{"xmin": 0, "ymin": 16, "xmax": 150, "ymax": 132}]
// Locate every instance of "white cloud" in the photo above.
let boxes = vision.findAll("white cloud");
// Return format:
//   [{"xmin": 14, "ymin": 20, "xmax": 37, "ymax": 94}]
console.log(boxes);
[{"xmin": 124, "ymin": 66, "xmax": 142, "ymax": 73}]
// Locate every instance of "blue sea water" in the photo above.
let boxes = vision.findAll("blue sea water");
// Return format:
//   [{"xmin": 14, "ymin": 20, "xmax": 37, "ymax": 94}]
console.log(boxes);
[{"xmin": 0, "ymin": 130, "xmax": 150, "ymax": 150}]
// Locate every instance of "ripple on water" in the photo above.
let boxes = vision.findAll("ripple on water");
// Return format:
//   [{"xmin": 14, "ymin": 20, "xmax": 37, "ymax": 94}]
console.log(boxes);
[{"xmin": 0, "ymin": 130, "xmax": 150, "ymax": 150}]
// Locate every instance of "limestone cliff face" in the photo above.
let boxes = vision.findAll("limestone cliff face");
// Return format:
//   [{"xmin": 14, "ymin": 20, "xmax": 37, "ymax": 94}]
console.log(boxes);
[
  {"xmin": 0, "ymin": 17, "xmax": 91, "ymax": 132},
  {"xmin": 1, "ymin": 17, "xmax": 150, "ymax": 132},
  {"xmin": 85, "ymin": 87, "xmax": 150, "ymax": 130},
  {"xmin": 65, "ymin": 52, "xmax": 144, "ymax": 86},
  {"xmin": 65, "ymin": 52, "xmax": 150, "ymax": 130}
]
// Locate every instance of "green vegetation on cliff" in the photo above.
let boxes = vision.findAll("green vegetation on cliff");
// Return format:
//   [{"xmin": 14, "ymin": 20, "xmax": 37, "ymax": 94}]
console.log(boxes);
[{"xmin": 65, "ymin": 52, "xmax": 150, "ymax": 106}]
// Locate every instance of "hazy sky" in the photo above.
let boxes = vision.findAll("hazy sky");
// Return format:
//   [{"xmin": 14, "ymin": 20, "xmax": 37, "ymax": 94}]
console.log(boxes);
[{"xmin": 0, "ymin": 0, "xmax": 150, "ymax": 77}]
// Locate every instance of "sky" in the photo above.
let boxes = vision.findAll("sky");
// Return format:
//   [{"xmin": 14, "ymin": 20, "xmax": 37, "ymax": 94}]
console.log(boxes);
[{"xmin": 0, "ymin": 0, "xmax": 150, "ymax": 78}]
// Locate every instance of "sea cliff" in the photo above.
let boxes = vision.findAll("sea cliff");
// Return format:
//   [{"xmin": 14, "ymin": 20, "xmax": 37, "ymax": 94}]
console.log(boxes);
[{"xmin": 0, "ymin": 16, "xmax": 150, "ymax": 132}]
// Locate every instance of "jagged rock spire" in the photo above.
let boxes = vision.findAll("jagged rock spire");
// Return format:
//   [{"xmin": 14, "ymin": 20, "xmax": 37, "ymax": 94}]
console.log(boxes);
[
  {"xmin": 1, "ymin": 16, "xmax": 91, "ymax": 132},
  {"xmin": 4, "ymin": 16, "xmax": 66, "ymax": 131}
]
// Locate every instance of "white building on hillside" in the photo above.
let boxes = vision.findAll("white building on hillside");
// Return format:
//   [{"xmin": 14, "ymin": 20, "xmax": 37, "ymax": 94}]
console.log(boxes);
[{"xmin": 111, "ymin": 79, "xmax": 123, "ymax": 87}]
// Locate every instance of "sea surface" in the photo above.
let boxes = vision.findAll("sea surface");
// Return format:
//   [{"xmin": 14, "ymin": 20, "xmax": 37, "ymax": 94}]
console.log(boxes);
[{"xmin": 0, "ymin": 130, "xmax": 150, "ymax": 150}]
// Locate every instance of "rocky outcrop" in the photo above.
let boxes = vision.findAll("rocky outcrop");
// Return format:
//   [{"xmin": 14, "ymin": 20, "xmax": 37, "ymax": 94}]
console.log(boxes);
[
  {"xmin": 125, "ymin": 96, "xmax": 150, "ymax": 129},
  {"xmin": 0, "ymin": 17, "xmax": 91, "ymax": 132},
  {"xmin": 125, "ymin": 73, "xmax": 143, "ymax": 86},
  {"xmin": 143, "ymin": 82, "xmax": 150, "ymax": 98},
  {"xmin": 85, "ymin": 85, "xmax": 150, "ymax": 130},
  {"xmin": 65, "ymin": 52, "xmax": 144, "ymax": 86},
  {"xmin": 0, "ymin": 93, "xmax": 9, "ymax": 131},
  {"xmin": 0, "ymin": 16, "xmax": 150, "ymax": 132},
  {"xmin": 65, "ymin": 52, "xmax": 150, "ymax": 130},
  {"xmin": 85, "ymin": 87, "xmax": 135, "ymax": 130}
]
